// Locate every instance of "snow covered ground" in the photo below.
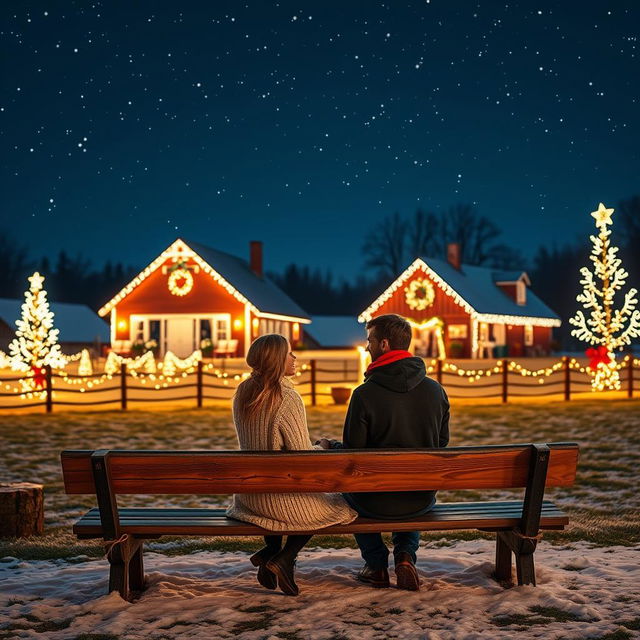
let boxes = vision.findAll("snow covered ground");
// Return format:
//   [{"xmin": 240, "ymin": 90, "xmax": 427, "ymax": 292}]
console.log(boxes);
[
  {"xmin": 2, "ymin": 540, "xmax": 639, "ymax": 639},
  {"xmin": 1, "ymin": 401, "xmax": 639, "ymax": 638}
]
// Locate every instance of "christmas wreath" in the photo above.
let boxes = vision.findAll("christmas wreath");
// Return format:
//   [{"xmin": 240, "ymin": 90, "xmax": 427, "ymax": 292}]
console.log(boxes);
[
  {"xmin": 168, "ymin": 262, "xmax": 194, "ymax": 296},
  {"xmin": 405, "ymin": 278, "xmax": 435, "ymax": 311}
]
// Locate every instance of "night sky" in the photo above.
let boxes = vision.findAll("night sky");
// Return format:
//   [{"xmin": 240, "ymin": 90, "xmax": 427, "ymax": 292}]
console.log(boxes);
[{"xmin": 2, "ymin": 1, "xmax": 639, "ymax": 280}]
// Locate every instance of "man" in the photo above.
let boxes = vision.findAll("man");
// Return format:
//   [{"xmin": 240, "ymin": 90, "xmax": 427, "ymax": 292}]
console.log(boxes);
[{"xmin": 321, "ymin": 313, "xmax": 449, "ymax": 590}]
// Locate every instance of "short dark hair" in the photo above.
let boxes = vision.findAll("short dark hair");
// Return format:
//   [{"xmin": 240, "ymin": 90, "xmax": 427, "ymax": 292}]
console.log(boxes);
[{"xmin": 366, "ymin": 314, "xmax": 412, "ymax": 350}]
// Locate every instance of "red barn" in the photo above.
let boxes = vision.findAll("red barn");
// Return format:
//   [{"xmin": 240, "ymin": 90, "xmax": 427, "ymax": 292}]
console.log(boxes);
[
  {"xmin": 358, "ymin": 246, "xmax": 561, "ymax": 359},
  {"xmin": 99, "ymin": 239, "xmax": 310, "ymax": 357}
]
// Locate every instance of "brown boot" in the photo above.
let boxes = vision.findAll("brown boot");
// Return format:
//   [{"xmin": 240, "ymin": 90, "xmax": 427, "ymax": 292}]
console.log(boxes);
[
  {"xmin": 394, "ymin": 552, "xmax": 420, "ymax": 591},
  {"xmin": 356, "ymin": 564, "xmax": 390, "ymax": 588},
  {"xmin": 266, "ymin": 552, "xmax": 300, "ymax": 596},
  {"xmin": 250, "ymin": 547, "xmax": 278, "ymax": 590}
]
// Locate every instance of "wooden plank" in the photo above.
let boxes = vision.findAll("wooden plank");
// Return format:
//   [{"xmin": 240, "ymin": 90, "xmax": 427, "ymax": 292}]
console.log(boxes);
[
  {"xmin": 72, "ymin": 502, "xmax": 569, "ymax": 536},
  {"xmin": 75, "ymin": 501, "xmax": 566, "ymax": 519},
  {"xmin": 60, "ymin": 444, "xmax": 579, "ymax": 495}
]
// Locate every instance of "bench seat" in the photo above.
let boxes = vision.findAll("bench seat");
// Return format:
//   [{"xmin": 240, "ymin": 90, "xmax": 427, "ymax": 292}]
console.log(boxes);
[{"xmin": 72, "ymin": 500, "xmax": 568, "ymax": 538}]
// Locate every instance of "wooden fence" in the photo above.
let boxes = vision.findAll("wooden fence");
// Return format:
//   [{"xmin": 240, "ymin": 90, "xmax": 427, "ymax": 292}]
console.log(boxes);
[{"xmin": 0, "ymin": 356, "xmax": 637, "ymax": 412}]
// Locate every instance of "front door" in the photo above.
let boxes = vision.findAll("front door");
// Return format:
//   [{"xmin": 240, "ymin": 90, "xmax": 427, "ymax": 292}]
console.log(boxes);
[{"xmin": 166, "ymin": 318, "xmax": 195, "ymax": 357}]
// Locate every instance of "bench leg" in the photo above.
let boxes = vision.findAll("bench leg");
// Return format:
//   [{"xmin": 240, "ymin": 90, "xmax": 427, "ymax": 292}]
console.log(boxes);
[
  {"xmin": 515, "ymin": 552, "xmax": 536, "ymax": 587},
  {"xmin": 105, "ymin": 537, "xmax": 144, "ymax": 602},
  {"xmin": 108, "ymin": 555, "xmax": 130, "ymax": 601},
  {"xmin": 494, "ymin": 533, "xmax": 513, "ymax": 585},
  {"xmin": 128, "ymin": 543, "xmax": 145, "ymax": 593}
]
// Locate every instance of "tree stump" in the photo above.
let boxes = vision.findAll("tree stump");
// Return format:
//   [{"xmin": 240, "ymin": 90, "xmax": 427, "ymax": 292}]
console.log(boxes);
[{"xmin": 0, "ymin": 483, "xmax": 44, "ymax": 537}]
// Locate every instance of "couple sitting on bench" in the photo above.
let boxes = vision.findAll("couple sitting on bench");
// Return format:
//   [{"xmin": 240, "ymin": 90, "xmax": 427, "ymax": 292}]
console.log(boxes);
[{"xmin": 226, "ymin": 313, "xmax": 450, "ymax": 596}]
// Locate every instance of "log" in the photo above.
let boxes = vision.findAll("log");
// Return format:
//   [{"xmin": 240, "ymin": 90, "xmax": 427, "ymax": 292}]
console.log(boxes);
[{"xmin": 0, "ymin": 483, "xmax": 44, "ymax": 537}]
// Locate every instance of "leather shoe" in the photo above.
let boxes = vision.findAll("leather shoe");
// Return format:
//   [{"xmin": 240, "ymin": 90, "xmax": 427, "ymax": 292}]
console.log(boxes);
[
  {"xmin": 356, "ymin": 564, "xmax": 390, "ymax": 588},
  {"xmin": 250, "ymin": 548, "xmax": 278, "ymax": 590},
  {"xmin": 394, "ymin": 552, "xmax": 420, "ymax": 591},
  {"xmin": 266, "ymin": 552, "xmax": 300, "ymax": 596}
]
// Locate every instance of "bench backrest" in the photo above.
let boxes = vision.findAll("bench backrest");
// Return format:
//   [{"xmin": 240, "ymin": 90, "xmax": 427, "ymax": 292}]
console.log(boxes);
[{"xmin": 61, "ymin": 443, "xmax": 579, "ymax": 495}]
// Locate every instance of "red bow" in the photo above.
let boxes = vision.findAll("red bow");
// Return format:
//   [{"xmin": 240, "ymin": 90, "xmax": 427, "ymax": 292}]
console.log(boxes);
[
  {"xmin": 586, "ymin": 346, "xmax": 611, "ymax": 371},
  {"xmin": 32, "ymin": 365, "xmax": 47, "ymax": 389}
]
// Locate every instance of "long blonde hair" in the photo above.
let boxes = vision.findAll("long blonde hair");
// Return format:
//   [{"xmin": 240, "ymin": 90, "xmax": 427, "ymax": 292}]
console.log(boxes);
[{"xmin": 234, "ymin": 334, "xmax": 289, "ymax": 422}]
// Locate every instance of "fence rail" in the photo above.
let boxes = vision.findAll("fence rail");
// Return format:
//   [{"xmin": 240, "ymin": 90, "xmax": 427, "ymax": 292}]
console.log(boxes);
[{"xmin": 0, "ymin": 356, "xmax": 637, "ymax": 412}]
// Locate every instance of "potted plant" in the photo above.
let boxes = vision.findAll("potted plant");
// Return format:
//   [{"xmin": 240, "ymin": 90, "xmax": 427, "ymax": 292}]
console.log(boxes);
[
  {"xmin": 145, "ymin": 339, "xmax": 158, "ymax": 357},
  {"xmin": 330, "ymin": 386, "xmax": 351, "ymax": 405},
  {"xmin": 449, "ymin": 341, "xmax": 464, "ymax": 358},
  {"xmin": 200, "ymin": 338, "xmax": 214, "ymax": 358},
  {"xmin": 131, "ymin": 339, "xmax": 145, "ymax": 356}
]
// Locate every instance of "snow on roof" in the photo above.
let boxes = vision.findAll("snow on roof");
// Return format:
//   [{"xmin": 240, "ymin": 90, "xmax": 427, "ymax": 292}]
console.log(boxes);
[
  {"xmin": 306, "ymin": 315, "xmax": 366, "ymax": 348},
  {"xmin": 422, "ymin": 257, "xmax": 558, "ymax": 319},
  {"xmin": 0, "ymin": 298, "xmax": 109, "ymax": 343},
  {"xmin": 187, "ymin": 240, "xmax": 310, "ymax": 320}
]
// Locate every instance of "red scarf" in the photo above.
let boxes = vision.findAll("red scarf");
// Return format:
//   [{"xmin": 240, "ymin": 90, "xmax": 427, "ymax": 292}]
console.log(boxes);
[{"xmin": 366, "ymin": 349, "xmax": 414, "ymax": 375}]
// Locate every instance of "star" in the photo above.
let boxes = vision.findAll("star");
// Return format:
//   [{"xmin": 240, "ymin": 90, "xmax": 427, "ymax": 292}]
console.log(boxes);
[
  {"xmin": 590, "ymin": 202, "xmax": 614, "ymax": 228},
  {"xmin": 28, "ymin": 272, "xmax": 45, "ymax": 291}
]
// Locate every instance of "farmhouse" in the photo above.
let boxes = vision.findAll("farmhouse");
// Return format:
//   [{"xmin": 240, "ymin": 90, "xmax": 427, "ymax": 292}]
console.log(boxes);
[
  {"xmin": 359, "ymin": 244, "xmax": 561, "ymax": 359},
  {"xmin": 98, "ymin": 239, "xmax": 310, "ymax": 358}
]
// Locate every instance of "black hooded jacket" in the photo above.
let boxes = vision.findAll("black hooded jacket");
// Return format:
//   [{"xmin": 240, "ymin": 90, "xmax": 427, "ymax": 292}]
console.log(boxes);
[{"xmin": 342, "ymin": 356, "xmax": 450, "ymax": 518}]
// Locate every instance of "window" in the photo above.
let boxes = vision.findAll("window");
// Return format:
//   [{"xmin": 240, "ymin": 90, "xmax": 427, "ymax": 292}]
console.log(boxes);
[
  {"xmin": 200, "ymin": 319, "xmax": 212, "ymax": 341},
  {"xmin": 448, "ymin": 324, "xmax": 468, "ymax": 339},
  {"xmin": 134, "ymin": 320, "xmax": 144, "ymax": 342},
  {"xmin": 524, "ymin": 324, "xmax": 534, "ymax": 346},
  {"xmin": 149, "ymin": 320, "xmax": 161, "ymax": 343},
  {"xmin": 215, "ymin": 318, "xmax": 229, "ymax": 342}
]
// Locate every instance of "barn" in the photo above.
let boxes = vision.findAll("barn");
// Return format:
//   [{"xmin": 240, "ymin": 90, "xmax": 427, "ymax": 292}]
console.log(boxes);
[
  {"xmin": 358, "ymin": 244, "xmax": 561, "ymax": 359},
  {"xmin": 98, "ymin": 239, "xmax": 311, "ymax": 358}
]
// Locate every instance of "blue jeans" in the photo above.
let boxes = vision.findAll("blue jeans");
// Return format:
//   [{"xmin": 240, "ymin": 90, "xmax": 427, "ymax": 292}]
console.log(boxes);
[{"xmin": 344, "ymin": 494, "xmax": 436, "ymax": 570}]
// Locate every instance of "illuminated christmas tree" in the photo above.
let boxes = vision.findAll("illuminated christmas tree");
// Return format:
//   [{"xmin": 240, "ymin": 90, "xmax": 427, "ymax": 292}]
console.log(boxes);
[
  {"xmin": 569, "ymin": 203, "xmax": 640, "ymax": 390},
  {"xmin": 9, "ymin": 272, "xmax": 66, "ymax": 378}
]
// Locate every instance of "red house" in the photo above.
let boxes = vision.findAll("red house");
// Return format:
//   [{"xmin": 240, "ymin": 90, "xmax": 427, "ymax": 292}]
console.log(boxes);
[
  {"xmin": 99, "ymin": 239, "xmax": 310, "ymax": 357},
  {"xmin": 358, "ymin": 245, "xmax": 561, "ymax": 359}
]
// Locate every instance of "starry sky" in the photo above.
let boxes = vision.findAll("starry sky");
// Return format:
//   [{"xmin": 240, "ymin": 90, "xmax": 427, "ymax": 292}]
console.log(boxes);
[{"xmin": 2, "ymin": 1, "xmax": 639, "ymax": 280}]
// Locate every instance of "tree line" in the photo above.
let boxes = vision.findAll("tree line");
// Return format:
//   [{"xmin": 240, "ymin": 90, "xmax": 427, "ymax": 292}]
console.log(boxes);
[{"xmin": 1, "ymin": 196, "xmax": 638, "ymax": 350}]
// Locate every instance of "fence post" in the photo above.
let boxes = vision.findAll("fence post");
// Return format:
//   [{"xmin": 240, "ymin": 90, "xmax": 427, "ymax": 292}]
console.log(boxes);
[
  {"xmin": 563, "ymin": 356, "xmax": 571, "ymax": 401},
  {"xmin": 436, "ymin": 359, "xmax": 443, "ymax": 385},
  {"xmin": 197, "ymin": 360, "xmax": 203, "ymax": 408},
  {"xmin": 501, "ymin": 358, "xmax": 508, "ymax": 403},
  {"xmin": 45, "ymin": 364, "xmax": 53, "ymax": 413},
  {"xmin": 344, "ymin": 359, "xmax": 349, "ymax": 381},
  {"xmin": 628, "ymin": 355, "xmax": 634, "ymax": 399},
  {"xmin": 310, "ymin": 359, "xmax": 317, "ymax": 407},
  {"xmin": 120, "ymin": 363, "xmax": 127, "ymax": 410}
]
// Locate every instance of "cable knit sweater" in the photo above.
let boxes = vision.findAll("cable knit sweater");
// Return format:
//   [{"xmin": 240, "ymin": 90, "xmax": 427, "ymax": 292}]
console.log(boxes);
[{"xmin": 226, "ymin": 379, "xmax": 357, "ymax": 531}]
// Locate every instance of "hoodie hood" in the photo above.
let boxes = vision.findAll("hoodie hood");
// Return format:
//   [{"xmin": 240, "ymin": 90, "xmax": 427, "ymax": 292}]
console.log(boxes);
[{"xmin": 365, "ymin": 356, "xmax": 427, "ymax": 393}]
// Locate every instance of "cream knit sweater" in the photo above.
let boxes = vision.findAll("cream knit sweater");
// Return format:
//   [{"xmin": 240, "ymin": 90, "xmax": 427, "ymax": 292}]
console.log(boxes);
[{"xmin": 225, "ymin": 379, "xmax": 357, "ymax": 531}]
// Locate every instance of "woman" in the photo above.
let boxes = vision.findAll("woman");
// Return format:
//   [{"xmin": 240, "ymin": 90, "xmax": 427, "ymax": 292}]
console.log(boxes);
[{"xmin": 226, "ymin": 334, "xmax": 357, "ymax": 596}]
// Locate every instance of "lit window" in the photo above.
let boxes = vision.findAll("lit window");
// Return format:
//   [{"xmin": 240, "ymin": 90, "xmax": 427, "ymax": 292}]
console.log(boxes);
[
  {"xmin": 524, "ymin": 324, "xmax": 534, "ymax": 346},
  {"xmin": 448, "ymin": 324, "xmax": 468, "ymax": 339}
]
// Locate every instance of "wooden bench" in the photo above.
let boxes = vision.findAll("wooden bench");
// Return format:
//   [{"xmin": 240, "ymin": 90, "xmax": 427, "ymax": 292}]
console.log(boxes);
[{"xmin": 60, "ymin": 442, "xmax": 579, "ymax": 601}]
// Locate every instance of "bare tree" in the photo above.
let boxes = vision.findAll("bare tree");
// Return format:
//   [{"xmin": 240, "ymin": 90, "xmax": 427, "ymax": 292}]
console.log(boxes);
[
  {"xmin": 440, "ymin": 204, "xmax": 503, "ymax": 266},
  {"xmin": 362, "ymin": 211, "xmax": 408, "ymax": 276},
  {"xmin": 407, "ymin": 209, "xmax": 440, "ymax": 258}
]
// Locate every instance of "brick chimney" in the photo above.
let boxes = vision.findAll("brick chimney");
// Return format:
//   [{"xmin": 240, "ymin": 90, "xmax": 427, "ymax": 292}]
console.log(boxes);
[
  {"xmin": 447, "ymin": 242, "xmax": 461, "ymax": 270},
  {"xmin": 250, "ymin": 241, "xmax": 263, "ymax": 278}
]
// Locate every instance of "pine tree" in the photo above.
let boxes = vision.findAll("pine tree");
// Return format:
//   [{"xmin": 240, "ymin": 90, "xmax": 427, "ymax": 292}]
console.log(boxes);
[
  {"xmin": 569, "ymin": 203, "xmax": 640, "ymax": 390},
  {"xmin": 9, "ymin": 272, "xmax": 66, "ymax": 374}
]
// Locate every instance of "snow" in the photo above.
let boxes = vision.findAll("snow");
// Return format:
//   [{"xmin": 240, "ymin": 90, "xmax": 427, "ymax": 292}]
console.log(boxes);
[{"xmin": 2, "ymin": 540, "xmax": 639, "ymax": 639}]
